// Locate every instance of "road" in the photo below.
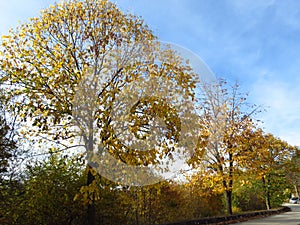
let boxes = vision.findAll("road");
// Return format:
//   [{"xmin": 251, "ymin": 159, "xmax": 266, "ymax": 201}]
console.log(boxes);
[{"xmin": 235, "ymin": 204, "xmax": 300, "ymax": 225}]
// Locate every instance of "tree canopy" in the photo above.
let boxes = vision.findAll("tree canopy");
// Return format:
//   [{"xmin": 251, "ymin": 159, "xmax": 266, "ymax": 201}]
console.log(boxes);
[{"xmin": 0, "ymin": 0, "xmax": 198, "ymax": 224}]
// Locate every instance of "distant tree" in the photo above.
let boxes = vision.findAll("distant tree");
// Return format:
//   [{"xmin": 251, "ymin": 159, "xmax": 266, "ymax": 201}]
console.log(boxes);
[
  {"xmin": 245, "ymin": 131, "xmax": 297, "ymax": 209},
  {"xmin": 286, "ymin": 148, "xmax": 300, "ymax": 197}
]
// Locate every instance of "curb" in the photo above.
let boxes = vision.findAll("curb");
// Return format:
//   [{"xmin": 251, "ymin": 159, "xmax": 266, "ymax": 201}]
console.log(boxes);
[{"xmin": 158, "ymin": 206, "xmax": 291, "ymax": 225}]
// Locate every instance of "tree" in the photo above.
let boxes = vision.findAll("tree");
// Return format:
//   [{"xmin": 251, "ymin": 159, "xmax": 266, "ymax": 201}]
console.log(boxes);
[
  {"xmin": 189, "ymin": 80, "xmax": 260, "ymax": 215},
  {"xmin": 0, "ymin": 116, "xmax": 17, "ymax": 223},
  {"xmin": 5, "ymin": 152, "xmax": 86, "ymax": 225},
  {"xmin": 0, "ymin": 0, "xmax": 197, "ymax": 224},
  {"xmin": 245, "ymin": 131, "xmax": 297, "ymax": 209},
  {"xmin": 0, "ymin": 114, "xmax": 16, "ymax": 220},
  {"xmin": 0, "ymin": 87, "xmax": 21, "ymax": 223},
  {"xmin": 0, "ymin": 87, "xmax": 17, "ymax": 179},
  {"xmin": 286, "ymin": 148, "xmax": 300, "ymax": 197}
]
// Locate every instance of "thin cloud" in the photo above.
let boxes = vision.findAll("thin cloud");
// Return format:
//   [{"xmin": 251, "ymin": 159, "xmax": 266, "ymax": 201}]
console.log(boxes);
[{"xmin": 251, "ymin": 76, "xmax": 300, "ymax": 145}]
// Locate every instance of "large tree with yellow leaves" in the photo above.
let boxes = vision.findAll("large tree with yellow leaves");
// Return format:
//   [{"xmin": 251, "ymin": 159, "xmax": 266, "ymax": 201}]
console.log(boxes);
[{"xmin": 0, "ymin": 0, "xmax": 198, "ymax": 224}]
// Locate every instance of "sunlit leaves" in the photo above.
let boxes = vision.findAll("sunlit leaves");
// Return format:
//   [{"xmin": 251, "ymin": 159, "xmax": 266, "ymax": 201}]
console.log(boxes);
[{"xmin": 0, "ymin": 1, "xmax": 200, "ymax": 203}]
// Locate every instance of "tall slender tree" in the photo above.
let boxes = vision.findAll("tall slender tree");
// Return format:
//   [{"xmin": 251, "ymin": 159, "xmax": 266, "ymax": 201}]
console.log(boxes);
[{"xmin": 189, "ymin": 80, "xmax": 260, "ymax": 215}]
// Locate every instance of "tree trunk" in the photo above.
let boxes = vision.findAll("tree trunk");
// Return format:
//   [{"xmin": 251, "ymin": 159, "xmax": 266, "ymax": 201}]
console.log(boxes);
[
  {"xmin": 265, "ymin": 194, "xmax": 271, "ymax": 210},
  {"xmin": 225, "ymin": 190, "xmax": 233, "ymax": 215},
  {"xmin": 86, "ymin": 113, "xmax": 98, "ymax": 225},
  {"xmin": 87, "ymin": 165, "xmax": 96, "ymax": 225},
  {"xmin": 225, "ymin": 152, "xmax": 233, "ymax": 215},
  {"xmin": 262, "ymin": 176, "xmax": 271, "ymax": 210},
  {"xmin": 294, "ymin": 183, "xmax": 299, "ymax": 197}
]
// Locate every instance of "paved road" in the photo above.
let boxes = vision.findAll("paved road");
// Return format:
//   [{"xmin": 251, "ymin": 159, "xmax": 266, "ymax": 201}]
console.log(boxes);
[{"xmin": 235, "ymin": 204, "xmax": 300, "ymax": 225}]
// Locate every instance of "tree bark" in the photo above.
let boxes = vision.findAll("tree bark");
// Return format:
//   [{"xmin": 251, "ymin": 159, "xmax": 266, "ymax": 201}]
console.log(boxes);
[
  {"xmin": 262, "ymin": 176, "xmax": 271, "ymax": 210},
  {"xmin": 226, "ymin": 152, "xmax": 234, "ymax": 215},
  {"xmin": 294, "ymin": 183, "xmax": 299, "ymax": 197},
  {"xmin": 87, "ymin": 165, "xmax": 96, "ymax": 225},
  {"xmin": 225, "ymin": 190, "xmax": 233, "ymax": 215}
]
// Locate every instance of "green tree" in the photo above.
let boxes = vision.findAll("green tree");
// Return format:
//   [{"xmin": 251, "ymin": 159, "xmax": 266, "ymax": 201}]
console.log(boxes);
[
  {"xmin": 232, "ymin": 177, "xmax": 266, "ymax": 212},
  {"xmin": 0, "ymin": 89, "xmax": 20, "ymax": 223},
  {"xmin": 9, "ymin": 153, "xmax": 86, "ymax": 225},
  {"xmin": 286, "ymin": 147, "xmax": 300, "ymax": 197}
]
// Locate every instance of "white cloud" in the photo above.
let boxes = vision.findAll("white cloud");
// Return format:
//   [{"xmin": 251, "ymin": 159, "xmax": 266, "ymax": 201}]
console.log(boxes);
[{"xmin": 251, "ymin": 76, "xmax": 300, "ymax": 146}]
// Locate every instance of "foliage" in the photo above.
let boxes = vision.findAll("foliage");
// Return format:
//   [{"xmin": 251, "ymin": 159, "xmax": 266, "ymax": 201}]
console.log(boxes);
[
  {"xmin": 0, "ymin": 87, "xmax": 18, "ymax": 179},
  {"xmin": 232, "ymin": 176, "xmax": 266, "ymax": 212},
  {"xmin": 0, "ymin": 90, "xmax": 20, "ymax": 223},
  {"xmin": 286, "ymin": 148, "xmax": 300, "ymax": 197},
  {"xmin": 0, "ymin": 116, "xmax": 15, "ymax": 176},
  {"xmin": 244, "ymin": 131, "xmax": 297, "ymax": 209},
  {"xmin": 3, "ymin": 153, "xmax": 86, "ymax": 225},
  {"xmin": 186, "ymin": 173, "xmax": 225, "ymax": 217},
  {"xmin": 0, "ymin": 0, "xmax": 196, "ymax": 166}
]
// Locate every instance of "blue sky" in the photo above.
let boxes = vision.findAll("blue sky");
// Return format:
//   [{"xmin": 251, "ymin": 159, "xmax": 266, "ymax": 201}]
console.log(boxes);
[{"xmin": 1, "ymin": 0, "xmax": 300, "ymax": 146}]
